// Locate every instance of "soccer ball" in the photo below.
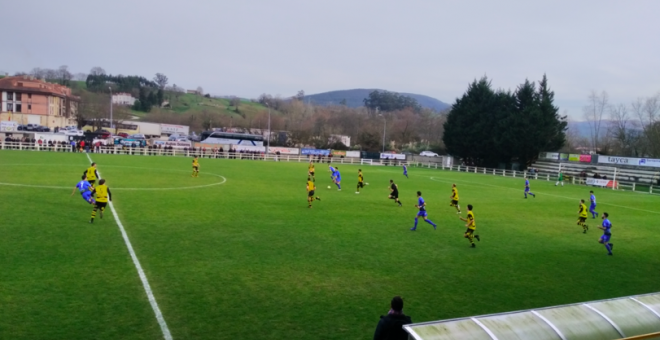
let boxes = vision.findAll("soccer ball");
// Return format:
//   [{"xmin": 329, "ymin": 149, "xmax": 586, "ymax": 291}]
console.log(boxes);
[
  {"xmin": 327, "ymin": 186, "xmax": 331, "ymax": 189},
  {"xmin": 366, "ymin": 183, "xmax": 369, "ymax": 185}
]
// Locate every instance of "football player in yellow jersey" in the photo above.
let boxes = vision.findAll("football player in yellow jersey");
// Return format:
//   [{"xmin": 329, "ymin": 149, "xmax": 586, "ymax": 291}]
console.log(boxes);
[
  {"xmin": 306, "ymin": 177, "xmax": 321, "ymax": 208},
  {"xmin": 449, "ymin": 183, "xmax": 461, "ymax": 214},
  {"xmin": 308, "ymin": 162, "xmax": 315, "ymax": 182},
  {"xmin": 577, "ymin": 199, "xmax": 589, "ymax": 233},
  {"xmin": 356, "ymin": 169, "xmax": 365, "ymax": 194},
  {"xmin": 459, "ymin": 204, "xmax": 480, "ymax": 247},
  {"xmin": 83, "ymin": 163, "xmax": 99, "ymax": 187},
  {"xmin": 90, "ymin": 179, "xmax": 112, "ymax": 223},
  {"xmin": 192, "ymin": 156, "xmax": 200, "ymax": 177}
]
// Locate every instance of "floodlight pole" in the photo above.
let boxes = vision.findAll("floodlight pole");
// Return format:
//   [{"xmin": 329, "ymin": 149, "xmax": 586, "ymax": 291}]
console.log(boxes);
[
  {"xmin": 108, "ymin": 87, "xmax": 113, "ymax": 131},
  {"xmin": 377, "ymin": 107, "xmax": 386, "ymax": 153},
  {"xmin": 266, "ymin": 103, "xmax": 271, "ymax": 156},
  {"xmin": 382, "ymin": 117, "xmax": 386, "ymax": 153}
]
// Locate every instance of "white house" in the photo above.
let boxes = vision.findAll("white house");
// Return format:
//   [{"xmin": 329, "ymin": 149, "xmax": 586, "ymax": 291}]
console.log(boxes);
[{"xmin": 112, "ymin": 93, "xmax": 137, "ymax": 106}]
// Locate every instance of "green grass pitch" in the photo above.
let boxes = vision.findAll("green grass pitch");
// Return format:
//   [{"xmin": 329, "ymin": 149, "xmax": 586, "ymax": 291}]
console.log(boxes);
[{"xmin": 1, "ymin": 150, "xmax": 659, "ymax": 339}]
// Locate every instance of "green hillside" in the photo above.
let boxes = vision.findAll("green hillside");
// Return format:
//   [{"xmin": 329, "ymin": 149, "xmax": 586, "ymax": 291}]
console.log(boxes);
[
  {"xmin": 67, "ymin": 80, "xmax": 273, "ymax": 130},
  {"xmin": 167, "ymin": 93, "xmax": 268, "ymax": 118}
]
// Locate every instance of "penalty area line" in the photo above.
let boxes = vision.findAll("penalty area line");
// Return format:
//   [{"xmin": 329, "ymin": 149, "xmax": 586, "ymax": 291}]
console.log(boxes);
[{"xmin": 85, "ymin": 154, "xmax": 173, "ymax": 340}]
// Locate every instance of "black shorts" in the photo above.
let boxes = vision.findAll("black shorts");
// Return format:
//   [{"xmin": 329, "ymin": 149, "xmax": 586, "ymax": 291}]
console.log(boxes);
[
  {"xmin": 358, "ymin": 182, "xmax": 364, "ymax": 188},
  {"xmin": 451, "ymin": 199, "xmax": 459, "ymax": 205},
  {"xmin": 390, "ymin": 192, "xmax": 399, "ymax": 199},
  {"xmin": 308, "ymin": 190, "xmax": 315, "ymax": 197},
  {"xmin": 310, "ymin": 171, "xmax": 315, "ymax": 176},
  {"xmin": 465, "ymin": 228, "xmax": 474, "ymax": 235},
  {"xmin": 193, "ymin": 166, "xmax": 199, "ymax": 171},
  {"xmin": 578, "ymin": 217, "xmax": 587, "ymax": 223},
  {"xmin": 88, "ymin": 180, "xmax": 96, "ymax": 186},
  {"xmin": 96, "ymin": 201, "xmax": 108, "ymax": 209}
]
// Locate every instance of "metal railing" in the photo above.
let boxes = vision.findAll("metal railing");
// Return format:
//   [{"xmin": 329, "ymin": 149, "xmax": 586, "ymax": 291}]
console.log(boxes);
[
  {"xmin": 0, "ymin": 141, "xmax": 366, "ymax": 163},
  {"xmin": 2, "ymin": 141, "xmax": 657, "ymax": 195}
]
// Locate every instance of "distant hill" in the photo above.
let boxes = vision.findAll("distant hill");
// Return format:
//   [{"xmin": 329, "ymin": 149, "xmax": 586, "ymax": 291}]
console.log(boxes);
[
  {"xmin": 568, "ymin": 121, "xmax": 592, "ymax": 138},
  {"xmin": 303, "ymin": 89, "xmax": 450, "ymax": 112}
]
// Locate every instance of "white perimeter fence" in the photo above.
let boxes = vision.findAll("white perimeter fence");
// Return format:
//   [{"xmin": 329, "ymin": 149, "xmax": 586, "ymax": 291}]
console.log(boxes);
[{"xmin": 2, "ymin": 141, "xmax": 657, "ymax": 195}]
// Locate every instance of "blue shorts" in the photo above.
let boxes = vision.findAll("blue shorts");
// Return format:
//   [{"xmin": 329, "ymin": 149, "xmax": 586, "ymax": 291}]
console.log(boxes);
[
  {"xmin": 82, "ymin": 192, "xmax": 94, "ymax": 204},
  {"xmin": 590, "ymin": 204, "xmax": 597, "ymax": 210},
  {"xmin": 600, "ymin": 234, "xmax": 611, "ymax": 243},
  {"xmin": 417, "ymin": 211, "xmax": 428, "ymax": 217},
  {"xmin": 525, "ymin": 187, "xmax": 530, "ymax": 192}
]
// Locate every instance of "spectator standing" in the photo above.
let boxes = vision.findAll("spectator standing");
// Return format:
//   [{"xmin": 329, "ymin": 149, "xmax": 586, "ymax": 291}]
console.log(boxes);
[{"xmin": 373, "ymin": 296, "xmax": 412, "ymax": 340}]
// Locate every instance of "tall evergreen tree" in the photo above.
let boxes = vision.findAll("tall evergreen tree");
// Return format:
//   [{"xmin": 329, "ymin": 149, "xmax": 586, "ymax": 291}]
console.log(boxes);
[{"xmin": 443, "ymin": 75, "xmax": 566, "ymax": 168}]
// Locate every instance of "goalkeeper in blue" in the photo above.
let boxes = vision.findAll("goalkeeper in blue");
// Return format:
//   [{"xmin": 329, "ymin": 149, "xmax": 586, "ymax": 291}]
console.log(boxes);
[
  {"xmin": 71, "ymin": 175, "xmax": 96, "ymax": 204},
  {"xmin": 410, "ymin": 191, "xmax": 437, "ymax": 231},
  {"xmin": 403, "ymin": 164, "xmax": 409, "ymax": 178}
]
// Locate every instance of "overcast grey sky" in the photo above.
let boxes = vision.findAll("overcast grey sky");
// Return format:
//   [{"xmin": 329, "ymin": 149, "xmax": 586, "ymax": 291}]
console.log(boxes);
[{"xmin": 2, "ymin": 0, "xmax": 659, "ymax": 119}]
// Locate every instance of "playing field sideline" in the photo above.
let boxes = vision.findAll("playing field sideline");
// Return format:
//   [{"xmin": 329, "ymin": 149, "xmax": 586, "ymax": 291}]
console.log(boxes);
[{"xmin": 1, "ymin": 150, "xmax": 659, "ymax": 340}]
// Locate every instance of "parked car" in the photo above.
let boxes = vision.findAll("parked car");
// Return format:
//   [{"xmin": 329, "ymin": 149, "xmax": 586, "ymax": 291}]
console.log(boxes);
[
  {"xmin": 129, "ymin": 134, "xmax": 146, "ymax": 140},
  {"xmin": 17, "ymin": 124, "xmax": 27, "ymax": 131},
  {"xmin": 117, "ymin": 132, "xmax": 129, "ymax": 138},
  {"xmin": 94, "ymin": 129, "xmax": 112, "ymax": 138},
  {"xmin": 64, "ymin": 129, "xmax": 84, "ymax": 136},
  {"xmin": 188, "ymin": 133, "xmax": 201, "ymax": 142},
  {"xmin": 420, "ymin": 151, "xmax": 440, "ymax": 157},
  {"xmin": 168, "ymin": 133, "xmax": 185, "ymax": 141},
  {"xmin": 25, "ymin": 123, "xmax": 50, "ymax": 132}
]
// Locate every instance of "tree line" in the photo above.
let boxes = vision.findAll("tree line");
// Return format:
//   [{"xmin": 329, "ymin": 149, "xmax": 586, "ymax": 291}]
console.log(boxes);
[{"xmin": 144, "ymin": 90, "xmax": 446, "ymax": 152}]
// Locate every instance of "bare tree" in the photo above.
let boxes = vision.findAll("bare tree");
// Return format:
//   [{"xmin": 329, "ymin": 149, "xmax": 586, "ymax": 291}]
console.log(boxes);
[
  {"xmin": 230, "ymin": 96, "xmax": 240, "ymax": 110},
  {"xmin": 583, "ymin": 90, "xmax": 609, "ymax": 152},
  {"xmin": 632, "ymin": 94, "xmax": 660, "ymax": 157},
  {"xmin": 90, "ymin": 67, "xmax": 106, "ymax": 76},
  {"xmin": 73, "ymin": 73, "xmax": 88, "ymax": 81},
  {"xmin": 153, "ymin": 73, "xmax": 168, "ymax": 89},
  {"xmin": 30, "ymin": 67, "xmax": 47, "ymax": 79},
  {"xmin": 196, "ymin": 86, "xmax": 204, "ymax": 95},
  {"xmin": 57, "ymin": 65, "xmax": 72, "ymax": 85}
]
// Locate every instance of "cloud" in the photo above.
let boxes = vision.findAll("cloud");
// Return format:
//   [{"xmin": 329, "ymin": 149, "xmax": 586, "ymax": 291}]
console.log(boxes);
[{"xmin": 1, "ymin": 0, "xmax": 658, "ymax": 119}]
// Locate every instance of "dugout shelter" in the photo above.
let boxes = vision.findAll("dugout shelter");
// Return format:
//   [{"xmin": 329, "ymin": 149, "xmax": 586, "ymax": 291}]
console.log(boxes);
[{"xmin": 404, "ymin": 292, "xmax": 660, "ymax": 340}]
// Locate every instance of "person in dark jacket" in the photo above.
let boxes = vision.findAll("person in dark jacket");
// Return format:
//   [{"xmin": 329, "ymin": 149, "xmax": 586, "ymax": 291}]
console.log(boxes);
[{"xmin": 374, "ymin": 296, "xmax": 412, "ymax": 340}]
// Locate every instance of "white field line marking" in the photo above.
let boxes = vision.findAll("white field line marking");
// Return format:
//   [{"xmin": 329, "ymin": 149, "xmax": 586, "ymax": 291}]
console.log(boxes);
[
  {"xmin": 0, "ymin": 164, "xmax": 226, "ymax": 191},
  {"xmin": 429, "ymin": 176, "xmax": 660, "ymax": 215},
  {"xmin": 86, "ymin": 154, "xmax": 173, "ymax": 340}
]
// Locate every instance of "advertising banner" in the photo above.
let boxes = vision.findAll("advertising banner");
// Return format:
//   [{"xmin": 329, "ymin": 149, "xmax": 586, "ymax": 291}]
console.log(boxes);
[
  {"xmin": 639, "ymin": 158, "xmax": 660, "ymax": 167},
  {"xmin": 568, "ymin": 154, "xmax": 580, "ymax": 162},
  {"xmin": 268, "ymin": 147, "xmax": 299, "ymax": 155},
  {"xmin": 559, "ymin": 153, "xmax": 569, "ymax": 161},
  {"xmin": 1, "ymin": 121, "xmax": 18, "ymax": 132},
  {"xmin": 161, "ymin": 124, "xmax": 189, "ymax": 135},
  {"xmin": 331, "ymin": 150, "xmax": 347, "ymax": 156},
  {"xmin": 234, "ymin": 145, "xmax": 266, "ymax": 152},
  {"xmin": 586, "ymin": 178, "xmax": 618, "ymax": 188},
  {"xmin": 598, "ymin": 156, "xmax": 660, "ymax": 168},
  {"xmin": 154, "ymin": 140, "xmax": 192, "ymax": 148},
  {"xmin": 380, "ymin": 153, "xmax": 406, "ymax": 160},
  {"xmin": 301, "ymin": 148, "xmax": 331, "ymax": 156},
  {"xmin": 346, "ymin": 151, "xmax": 361, "ymax": 158},
  {"xmin": 540, "ymin": 152, "xmax": 559, "ymax": 160},
  {"xmin": 579, "ymin": 154, "xmax": 592, "ymax": 163}
]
